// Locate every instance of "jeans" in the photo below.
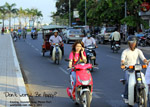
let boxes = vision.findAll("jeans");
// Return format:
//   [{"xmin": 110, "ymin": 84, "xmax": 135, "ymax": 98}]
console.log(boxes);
[
  {"xmin": 72, "ymin": 71, "xmax": 76, "ymax": 86},
  {"xmin": 124, "ymin": 70, "xmax": 129, "ymax": 99}
]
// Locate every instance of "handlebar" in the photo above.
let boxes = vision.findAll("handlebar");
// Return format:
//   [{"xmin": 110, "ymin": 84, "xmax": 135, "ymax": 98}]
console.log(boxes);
[{"xmin": 121, "ymin": 64, "xmax": 147, "ymax": 72}]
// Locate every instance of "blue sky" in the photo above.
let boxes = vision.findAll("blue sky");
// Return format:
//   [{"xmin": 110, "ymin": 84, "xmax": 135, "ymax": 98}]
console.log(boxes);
[{"xmin": 0, "ymin": 0, "xmax": 57, "ymax": 24}]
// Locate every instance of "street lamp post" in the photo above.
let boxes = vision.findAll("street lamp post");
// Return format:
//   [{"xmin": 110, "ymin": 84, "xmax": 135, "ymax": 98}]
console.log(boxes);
[
  {"xmin": 69, "ymin": 0, "xmax": 71, "ymax": 27},
  {"xmin": 85, "ymin": 0, "xmax": 87, "ymax": 26},
  {"xmin": 125, "ymin": 0, "xmax": 127, "ymax": 42}
]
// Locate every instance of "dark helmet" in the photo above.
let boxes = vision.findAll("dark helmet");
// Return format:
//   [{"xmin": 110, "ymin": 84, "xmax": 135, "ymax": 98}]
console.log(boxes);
[
  {"xmin": 127, "ymin": 35, "xmax": 137, "ymax": 43},
  {"xmin": 127, "ymin": 35, "xmax": 137, "ymax": 50}
]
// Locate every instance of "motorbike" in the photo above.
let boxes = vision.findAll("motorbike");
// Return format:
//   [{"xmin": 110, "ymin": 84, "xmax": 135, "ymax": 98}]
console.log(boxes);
[
  {"xmin": 85, "ymin": 45, "xmax": 96, "ymax": 72},
  {"xmin": 112, "ymin": 41, "xmax": 120, "ymax": 53},
  {"xmin": 31, "ymin": 32, "xmax": 38, "ymax": 40},
  {"xmin": 52, "ymin": 43, "xmax": 62, "ymax": 65},
  {"xmin": 146, "ymin": 35, "xmax": 150, "ymax": 46},
  {"xmin": 12, "ymin": 31, "xmax": 18, "ymax": 42},
  {"xmin": 66, "ymin": 60, "xmax": 93, "ymax": 107},
  {"xmin": 18, "ymin": 32, "xmax": 21, "ymax": 40},
  {"xmin": 120, "ymin": 64, "xmax": 148, "ymax": 107},
  {"xmin": 138, "ymin": 36, "xmax": 147, "ymax": 47}
]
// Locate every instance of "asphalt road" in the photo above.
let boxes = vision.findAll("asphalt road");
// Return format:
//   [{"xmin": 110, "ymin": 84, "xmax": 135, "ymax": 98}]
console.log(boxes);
[{"xmin": 14, "ymin": 34, "xmax": 150, "ymax": 107}]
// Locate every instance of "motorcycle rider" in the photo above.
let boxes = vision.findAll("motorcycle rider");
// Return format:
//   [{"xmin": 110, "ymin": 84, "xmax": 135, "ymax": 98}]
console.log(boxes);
[
  {"xmin": 111, "ymin": 28, "xmax": 121, "ymax": 49},
  {"xmin": 68, "ymin": 40, "xmax": 87, "ymax": 100},
  {"xmin": 49, "ymin": 30, "xmax": 63, "ymax": 56},
  {"xmin": 18, "ymin": 27, "xmax": 22, "ymax": 39},
  {"xmin": 82, "ymin": 34, "xmax": 98, "ymax": 65},
  {"xmin": 121, "ymin": 35, "xmax": 148, "ymax": 102},
  {"xmin": 22, "ymin": 27, "xmax": 27, "ymax": 41},
  {"xmin": 31, "ymin": 28, "xmax": 35, "ymax": 39}
]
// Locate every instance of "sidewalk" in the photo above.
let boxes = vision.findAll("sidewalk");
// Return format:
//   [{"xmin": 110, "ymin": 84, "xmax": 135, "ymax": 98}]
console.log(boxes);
[{"xmin": 0, "ymin": 34, "xmax": 30, "ymax": 107}]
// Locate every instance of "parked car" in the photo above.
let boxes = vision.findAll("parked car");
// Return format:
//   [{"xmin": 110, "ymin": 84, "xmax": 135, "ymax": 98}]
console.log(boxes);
[
  {"xmin": 63, "ymin": 29, "xmax": 85, "ymax": 44},
  {"xmin": 96, "ymin": 27, "xmax": 116, "ymax": 44}
]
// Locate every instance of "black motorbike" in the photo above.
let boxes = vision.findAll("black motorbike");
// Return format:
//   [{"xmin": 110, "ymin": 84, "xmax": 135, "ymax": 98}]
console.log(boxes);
[
  {"xmin": 31, "ymin": 32, "xmax": 38, "ymax": 40},
  {"xmin": 138, "ymin": 36, "xmax": 147, "ymax": 47},
  {"xmin": 12, "ymin": 31, "xmax": 18, "ymax": 42},
  {"xmin": 112, "ymin": 41, "xmax": 120, "ymax": 53},
  {"xmin": 146, "ymin": 35, "xmax": 150, "ymax": 46},
  {"xmin": 85, "ymin": 45, "xmax": 96, "ymax": 72}
]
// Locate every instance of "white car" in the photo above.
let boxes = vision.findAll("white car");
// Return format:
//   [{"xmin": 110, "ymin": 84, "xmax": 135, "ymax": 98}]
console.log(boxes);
[{"xmin": 64, "ymin": 29, "xmax": 85, "ymax": 44}]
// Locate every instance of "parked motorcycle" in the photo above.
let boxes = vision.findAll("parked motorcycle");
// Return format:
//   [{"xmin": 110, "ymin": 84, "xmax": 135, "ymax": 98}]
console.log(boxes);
[
  {"xmin": 138, "ymin": 36, "xmax": 147, "ymax": 47},
  {"xmin": 120, "ymin": 64, "xmax": 148, "ymax": 107},
  {"xmin": 85, "ymin": 45, "xmax": 96, "ymax": 72},
  {"xmin": 52, "ymin": 43, "xmax": 62, "ymax": 65},
  {"xmin": 112, "ymin": 41, "xmax": 120, "ymax": 53},
  {"xmin": 146, "ymin": 35, "xmax": 150, "ymax": 46},
  {"xmin": 66, "ymin": 60, "xmax": 93, "ymax": 107}
]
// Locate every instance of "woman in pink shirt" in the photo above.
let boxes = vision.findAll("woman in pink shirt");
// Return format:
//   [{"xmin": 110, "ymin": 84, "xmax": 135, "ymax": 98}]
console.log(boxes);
[{"xmin": 68, "ymin": 40, "xmax": 87, "ymax": 99}]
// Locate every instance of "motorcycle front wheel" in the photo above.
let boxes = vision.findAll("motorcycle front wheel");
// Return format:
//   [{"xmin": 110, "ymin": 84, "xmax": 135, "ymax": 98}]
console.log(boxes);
[
  {"xmin": 138, "ymin": 90, "xmax": 147, "ymax": 107},
  {"xmin": 82, "ymin": 91, "xmax": 91, "ymax": 107},
  {"xmin": 55, "ymin": 53, "xmax": 59, "ymax": 65}
]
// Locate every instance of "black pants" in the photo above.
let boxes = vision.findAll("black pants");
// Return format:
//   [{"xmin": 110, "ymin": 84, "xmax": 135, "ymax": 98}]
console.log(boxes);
[
  {"xmin": 86, "ymin": 50, "xmax": 97, "ymax": 65},
  {"xmin": 111, "ymin": 40, "xmax": 120, "ymax": 48}
]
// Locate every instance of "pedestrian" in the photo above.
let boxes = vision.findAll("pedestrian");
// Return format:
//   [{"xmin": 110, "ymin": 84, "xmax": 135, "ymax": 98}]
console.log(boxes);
[{"xmin": 1, "ymin": 27, "xmax": 4, "ymax": 35}]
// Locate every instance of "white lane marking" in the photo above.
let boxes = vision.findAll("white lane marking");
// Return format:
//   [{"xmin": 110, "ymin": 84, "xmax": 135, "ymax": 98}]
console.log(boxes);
[
  {"xmin": 59, "ymin": 67, "xmax": 69, "ymax": 75},
  {"xmin": 93, "ymin": 92, "xmax": 100, "ymax": 98},
  {"xmin": 106, "ymin": 55, "xmax": 120, "ymax": 60},
  {"xmin": 35, "ymin": 48, "xmax": 39, "ymax": 51},
  {"xmin": 47, "ymin": 58, "xmax": 53, "ymax": 63},
  {"xmin": 31, "ymin": 45, "xmax": 34, "ymax": 48}
]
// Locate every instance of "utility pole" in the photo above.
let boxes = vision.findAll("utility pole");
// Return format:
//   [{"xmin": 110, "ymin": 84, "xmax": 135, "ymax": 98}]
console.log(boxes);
[
  {"xmin": 125, "ymin": 0, "xmax": 127, "ymax": 42},
  {"xmin": 85, "ymin": 0, "xmax": 87, "ymax": 26},
  {"xmin": 69, "ymin": 0, "xmax": 71, "ymax": 27}
]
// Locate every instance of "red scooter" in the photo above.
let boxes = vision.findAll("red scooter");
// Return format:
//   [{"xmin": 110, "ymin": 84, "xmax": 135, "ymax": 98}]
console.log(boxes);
[{"xmin": 66, "ymin": 60, "xmax": 93, "ymax": 107}]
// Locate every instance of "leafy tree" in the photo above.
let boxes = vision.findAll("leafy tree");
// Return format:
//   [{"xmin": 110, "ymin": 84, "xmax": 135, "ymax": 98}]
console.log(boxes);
[
  {"xmin": 0, "ymin": 6, "xmax": 8, "ymax": 28},
  {"xmin": 5, "ymin": 2, "xmax": 18, "ymax": 29}
]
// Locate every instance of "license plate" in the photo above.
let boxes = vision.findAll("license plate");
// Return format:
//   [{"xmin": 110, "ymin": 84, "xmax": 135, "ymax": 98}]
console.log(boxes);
[
  {"xmin": 75, "ymin": 35, "xmax": 79, "ymax": 37},
  {"xmin": 115, "ymin": 44, "xmax": 119, "ymax": 47}
]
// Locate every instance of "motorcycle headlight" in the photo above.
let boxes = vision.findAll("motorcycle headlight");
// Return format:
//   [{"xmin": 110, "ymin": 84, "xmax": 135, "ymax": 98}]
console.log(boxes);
[{"xmin": 78, "ymin": 76, "xmax": 91, "ymax": 85}]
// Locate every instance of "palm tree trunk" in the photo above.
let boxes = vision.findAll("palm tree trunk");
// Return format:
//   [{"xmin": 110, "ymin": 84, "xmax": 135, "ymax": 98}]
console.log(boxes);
[
  {"xmin": 9, "ymin": 14, "xmax": 11, "ymax": 29},
  {"xmin": 2, "ymin": 18, "xmax": 4, "ymax": 28}
]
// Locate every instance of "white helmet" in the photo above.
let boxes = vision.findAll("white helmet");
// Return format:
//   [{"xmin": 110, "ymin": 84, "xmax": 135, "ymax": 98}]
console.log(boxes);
[{"xmin": 53, "ymin": 30, "xmax": 58, "ymax": 33}]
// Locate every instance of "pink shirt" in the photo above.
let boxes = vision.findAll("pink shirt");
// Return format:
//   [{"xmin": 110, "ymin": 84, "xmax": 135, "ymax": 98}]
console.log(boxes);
[{"xmin": 69, "ymin": 51, "xmax": 86, "ymax": 65}]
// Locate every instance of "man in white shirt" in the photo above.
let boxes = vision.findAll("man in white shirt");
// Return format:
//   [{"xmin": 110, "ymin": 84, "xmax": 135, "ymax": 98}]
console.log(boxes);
[
  {"xmin": 82, "ymin": 34, "xmax": 98, "ymax": 65},
  {"xmin": 82, "ymin": 34, "xmax": 97, "ymax": 47},
  {"xmin": 111, "ymin": 28, "xmax": 121, "ymax": 49},
  {"xmin": 121, "ymin": 35, "xmax": 148, "ymax": 101},
  {"xmin": 49, "ymin": 30, "xmax": 63, "ymax": 56}
]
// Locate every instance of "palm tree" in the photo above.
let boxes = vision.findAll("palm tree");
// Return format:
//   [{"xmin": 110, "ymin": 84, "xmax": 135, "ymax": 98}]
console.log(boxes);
[
  {"xmin": 12, "ymin": 9, "xmax": 18, "ymax": 29},
  {"xmin": 0, "ymin": 6, "xmax": 8, "ymax": 28},
  {"xmin": 5, "ymin": 2, "xmax": 17, "ymax": 29},
  {"xmin": 36, "ymin": 11, "xmax": 43, "ymax": 28},
  {"xmin": 18, "ymin": 7, "xmax": 24, "ymax": 28}
]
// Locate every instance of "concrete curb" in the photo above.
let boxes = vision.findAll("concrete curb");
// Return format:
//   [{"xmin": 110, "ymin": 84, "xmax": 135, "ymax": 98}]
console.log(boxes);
[{"xmin": 10, "ymin": 35, "xmax": 31, "ymax": 106}]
